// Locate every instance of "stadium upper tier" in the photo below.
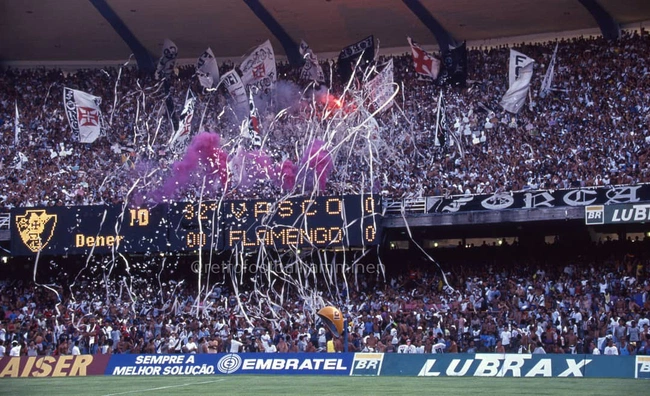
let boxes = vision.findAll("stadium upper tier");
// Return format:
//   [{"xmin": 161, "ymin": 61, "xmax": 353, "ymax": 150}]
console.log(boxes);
[{"xmin": 0, "ymin": 31, "xmax": 648, "ymax": 210}]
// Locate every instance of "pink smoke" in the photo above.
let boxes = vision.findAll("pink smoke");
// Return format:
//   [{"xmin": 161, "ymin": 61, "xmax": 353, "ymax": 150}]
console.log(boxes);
[
  {"xmin": 160, "ymin": 132, "xmax": 228, "ymax": 199},
  {"xmin": 297, "ymin": 139, "xmax": 333, "ymax": 191},
  {"xmin": 229, "ymin": 149, "xmax": 276, "ymax": 190},
  {"xmin": 154, "ymin": 133, "xmax": 334, "ymax": 200},
  {"xmin": 278, "ymin": 159, "xmax": 297, "ymax": 191}
]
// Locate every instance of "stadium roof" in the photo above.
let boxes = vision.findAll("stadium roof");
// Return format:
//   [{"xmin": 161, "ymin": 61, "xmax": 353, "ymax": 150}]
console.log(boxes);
[{"xmin": 1, "ymin": 0, "xmax": 649, "ymax": 66}]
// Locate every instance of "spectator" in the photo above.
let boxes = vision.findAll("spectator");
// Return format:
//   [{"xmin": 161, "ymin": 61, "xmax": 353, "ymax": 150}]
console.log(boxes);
[
  {"xmin": 1, "ymin": 29, "xmax": 649, "ymax": 207},
  {"xmin": 604, "ymin": 338, "xmax": 619, "ymax": 355},
  {"xmin": 9, "ymin": 340, "xmax": 21, "ymax": 357},
  {"xmin": 532, "ymin": 341, "xmax": 546, "ymax": 354}
]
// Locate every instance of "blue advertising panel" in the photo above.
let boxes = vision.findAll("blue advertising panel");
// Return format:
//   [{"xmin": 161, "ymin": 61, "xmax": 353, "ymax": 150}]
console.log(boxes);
[
  {"xmin": 105, "ymin": 353, "xmax": 354, "ymax": 376},
  {"xmin": 378, "ymin": 353, "xmax": 635, "ymax": 378}
]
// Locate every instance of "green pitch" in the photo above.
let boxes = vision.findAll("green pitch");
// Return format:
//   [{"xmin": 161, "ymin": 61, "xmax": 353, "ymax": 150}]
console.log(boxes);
[{"xmin": 1, "ymin": 376, "xmax": 647, "ymax": 396}]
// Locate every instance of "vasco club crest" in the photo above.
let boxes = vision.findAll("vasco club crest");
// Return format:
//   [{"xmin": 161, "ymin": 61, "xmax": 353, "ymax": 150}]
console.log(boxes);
[{"xmin": 15, "ymin": 210, "xmax": 58, "ymax": 252}]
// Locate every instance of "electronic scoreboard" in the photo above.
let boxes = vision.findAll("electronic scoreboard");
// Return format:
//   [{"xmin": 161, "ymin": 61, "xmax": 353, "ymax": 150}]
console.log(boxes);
[{"xmin": 10, "ymin": 195, "xmax": 381, "ymax": 256}]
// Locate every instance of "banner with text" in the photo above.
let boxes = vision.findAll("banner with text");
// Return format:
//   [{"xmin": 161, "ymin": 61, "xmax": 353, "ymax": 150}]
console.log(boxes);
[
  {"xmin": 585, "ymin": 202, "xmax": 650, "ymax": 225},
  {"xmin": 425, "ymin": 185, "xmax": 650, "ymax": 214},
  {"xmin": 0, "ymin": 355, "xmax": 111, "ymax": 378},
  {"xmin": 106, "ymin": 353, "xmax": 353, "ymax": 376},
  {"xmin": 376, "ymin": 353, "xmax": 631, "ymax": 378},
  {"xmin": 1, "ymin": 353, "xmax": 645, "ymax": 378}
]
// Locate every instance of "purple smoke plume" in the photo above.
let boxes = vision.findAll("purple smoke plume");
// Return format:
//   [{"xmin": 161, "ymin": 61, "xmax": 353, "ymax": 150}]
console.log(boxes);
[
  {"xmin": 152, "ymin": 132, "xmax": 337, "ymax": 201},
  {"xmin": 277, "ymin": 159, "xmax": 297, "ymax": 191},
  {"xmin": 229, "ymin": 148, "xmax": 276, "ymax": 191},
  {"xmin": 159, "ymin": 132, "xmax": 228, "ymax": 199},
  {"xmin": 297, "ymin": 139, "xmax": 333, "ymax": 191}
]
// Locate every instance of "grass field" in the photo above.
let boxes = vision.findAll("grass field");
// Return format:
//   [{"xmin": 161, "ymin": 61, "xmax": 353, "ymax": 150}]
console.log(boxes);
[{"xmin": 0, "ymin": 376, "xmax": 647, "ymax": 396}]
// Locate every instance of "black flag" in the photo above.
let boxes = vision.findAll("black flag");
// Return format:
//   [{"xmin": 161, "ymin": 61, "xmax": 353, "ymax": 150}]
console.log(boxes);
[
  {"xmin": 440, "ymin": 41, "xmax": 467, "ymax": 87},
  {"xmin": 337, "ymin": 36, "xmax": 375, "ymax": 84}
]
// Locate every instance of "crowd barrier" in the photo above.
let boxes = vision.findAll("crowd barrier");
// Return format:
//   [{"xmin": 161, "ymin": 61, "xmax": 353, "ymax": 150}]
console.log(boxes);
[{"xmin": 1, "ymin": 353, "xmax": 649, "ymax": 378}]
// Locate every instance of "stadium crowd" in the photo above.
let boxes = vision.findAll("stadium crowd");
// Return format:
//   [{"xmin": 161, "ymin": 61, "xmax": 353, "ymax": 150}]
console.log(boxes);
[
  {"xmin": 0, "ymin": 238, "xmax": 648, "ymax": 357},
  {"xmin": 0, "ymin": 29, "xmax": 649, "ymax": 209},
  {"xmin": 1, "ymin": 29, "xmax": 649, "ymax": 358}
]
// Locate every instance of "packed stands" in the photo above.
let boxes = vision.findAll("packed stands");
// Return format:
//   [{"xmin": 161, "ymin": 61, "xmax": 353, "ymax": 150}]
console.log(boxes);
[{"xmin": 0, "ymin": 29, "xmax": 649, "ymax": 358}]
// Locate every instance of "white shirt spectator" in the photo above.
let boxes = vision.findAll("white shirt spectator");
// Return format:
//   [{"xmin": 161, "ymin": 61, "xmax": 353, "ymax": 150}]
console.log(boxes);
[
  {"xmin": 229, "ymin": 338, "xmax": 243, "ymax": 353},
  {"xmin": 500, "ymin": 329, "xmax": 512, "ymax": 347},
  {"xmin": 397, "ymin": 340, "xmax": 417, "ymax": 353},
  {"xmin": 10, "ymin": 343, "xmax": 21, "ymax": 357},
  {"xmin": 570, "ymin": 310, "xmax": 582, "ymax": 324},
  {"xmin": 432, "ymin": 342, "xmax": 446, "ymax": 353},
  {"xmin": 599, "ymin": 281, "xmax": 608, "ymax": 294},
  {"xmin": 185, "ymin": 339, "xmax": 198, "ymax": 354},
  {"xmin": 533, "ymin": 345, "xmax": 546, "ymax": 354},
  {"xmin": 638, "ymin": 317, "xmax": 650, "ymax": 328},
  {"xmin": 603, "ymin": 345, "xmax": 619, "ymax": 355},
  {"xmin": 168, "ymin": 335, "xmax": 181, "ymax": 352},
  {"xmin": 264, "ymin": 341, "xmax": 277, "ymax": 353}
]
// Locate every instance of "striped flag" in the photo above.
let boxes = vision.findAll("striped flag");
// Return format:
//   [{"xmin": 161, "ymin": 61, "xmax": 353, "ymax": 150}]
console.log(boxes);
[{"xmin": 434, "ymin": 91, "xmax": 449, "ymax": 147}]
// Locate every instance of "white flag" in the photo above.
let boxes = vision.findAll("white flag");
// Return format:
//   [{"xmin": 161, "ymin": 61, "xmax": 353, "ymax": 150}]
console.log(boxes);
[
  {"xmin": 299, "ymin": 40, "xmax": 325, "ymax": 83},
  {"xmin": 247, "ymin": 88, "xmax": 262, "ymax": 147},
  {"xmin": 240, "ymin": 40, "xmax": 276, "ymax": 94},
  {"xmin": 221, "ymin": 70, "xmax": 248, "ymax": 106},
  {"xmin": 63, "ymin": 87, "xmax": 102, "ymax": 143},
  {"xmin": 169, "ymin": 89, "xmax": 196, "ymax": 148},
  {"xmin": 196, "ymin": 48, "xmax": 220, "ymax": 89},
  {"xmin": 364, "ymin": 59, "xmax": 395, "ymax": 112},
  {"xmin": 540, "ymin": 43, "xmax": 558, "ymax": 98},
  {"xmin": 14, "ymin": 100, "xmax": 20, "ymax": 146},
  {"xmin": 155, "ymin": 39, "xmax": 178, "ymax": 80},
  {"xmin": 407, "ymin": 37, "xmax": 440, "ymax": 80},
  {"xmin": 508, "ymin": 49, "xmax": 534, "ymax": 88},
  {"xmin": 501, "ymin": 50, "xmax": 534, "ymax": 114}
]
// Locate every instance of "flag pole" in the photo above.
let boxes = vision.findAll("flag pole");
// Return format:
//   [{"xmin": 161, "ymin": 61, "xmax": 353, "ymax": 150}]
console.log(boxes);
[
  {"xmin": 14, "ymin": 99, "xmax": 20, "ymax": 146},
  {"xmin": 430, "ymin": 90, "xmax": 442, "ymax": 166},
  {"xmin": 434, "ymin": 90, "xmax": 442, "ymax": 145}
]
